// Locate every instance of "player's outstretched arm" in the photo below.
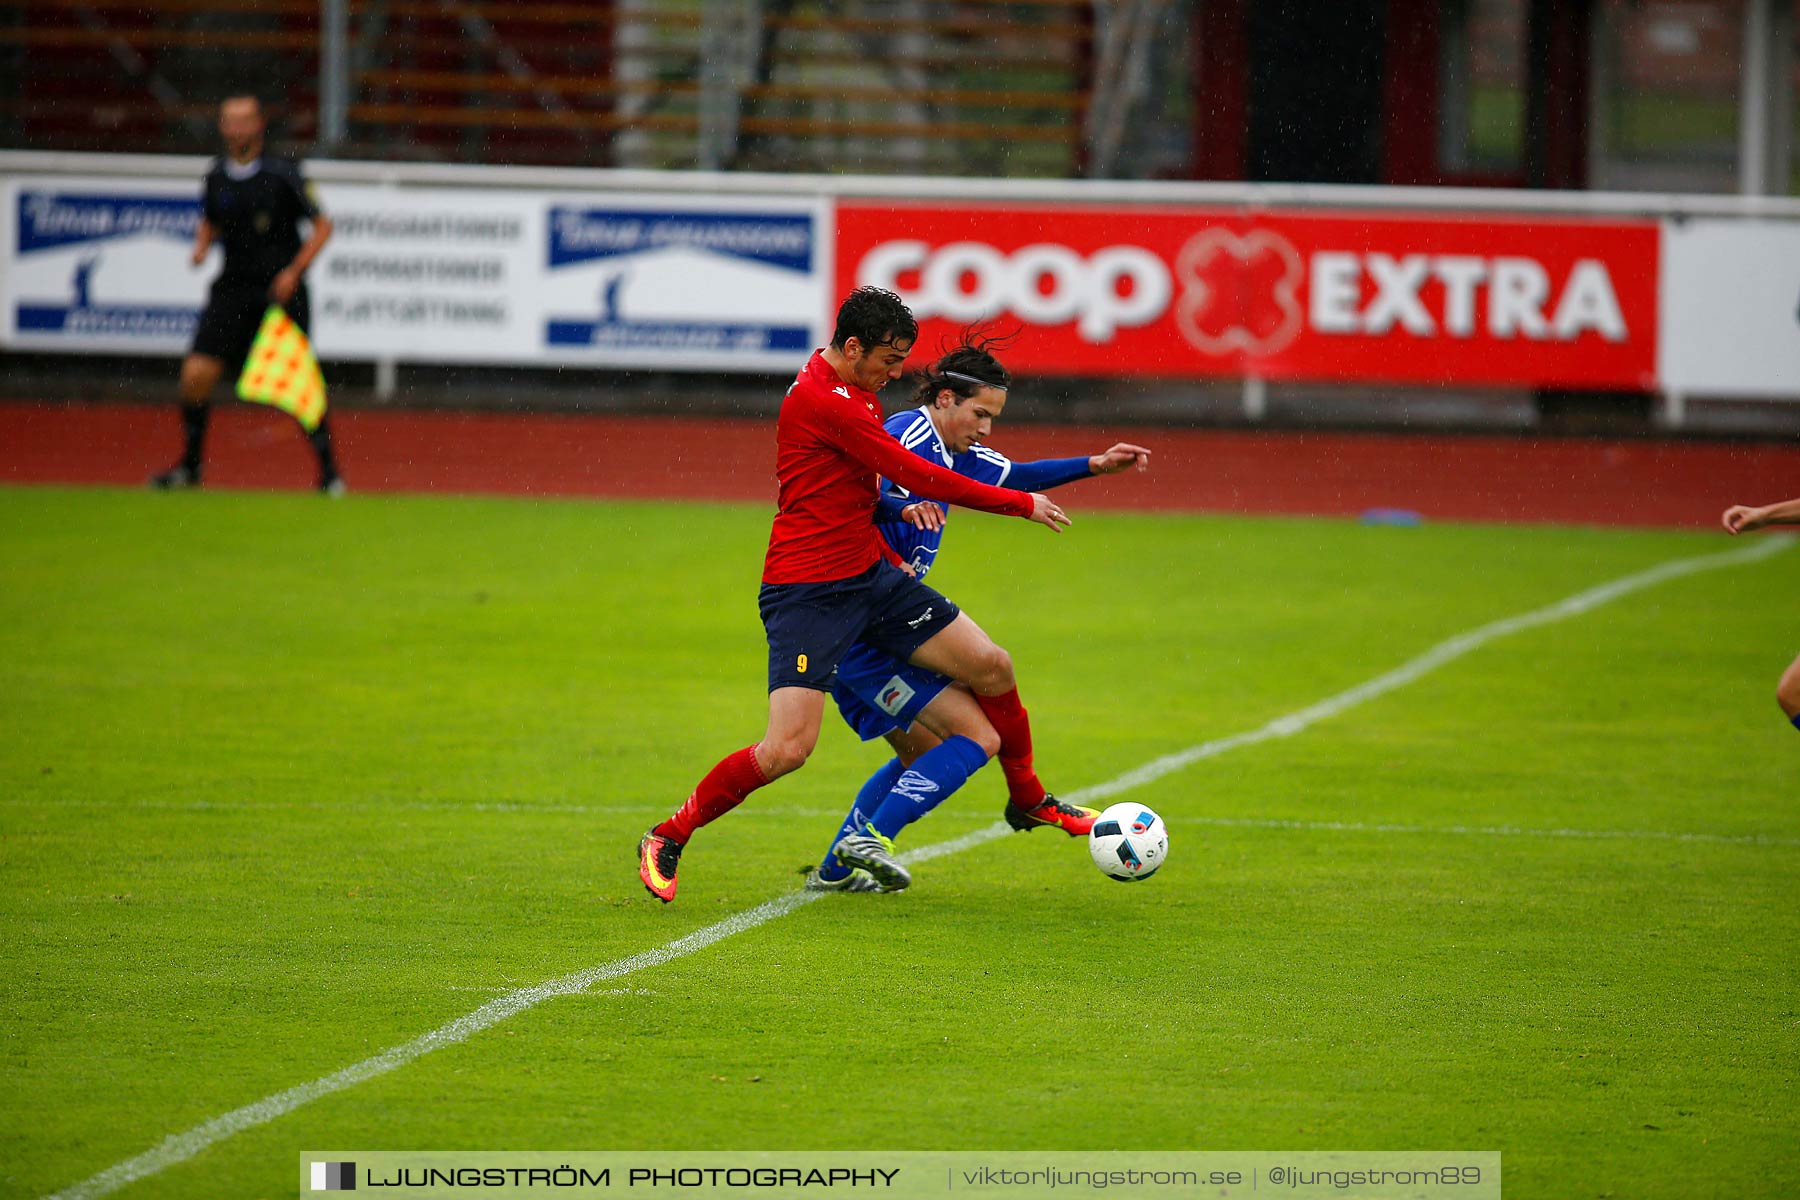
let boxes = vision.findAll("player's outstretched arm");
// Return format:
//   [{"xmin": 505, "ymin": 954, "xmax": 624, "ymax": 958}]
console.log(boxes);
[
  {"xmin": 886, "ymin": 484, "xmax": 1062, "ymax": 532},
  {"xmin": 1723, "ymin": 497, "xmax": 1800, "ymax": 534},
  {"xmin": 821, "ymin": 392, "xmax": 1046, "ymax": 523},
  {"xmin": 1002, "ymin": 442, "xmax": 1152, "ymax": 493},
  {"xmin": 1001, "ymin": 454, "xmax": 1093, "ymax": 492},
  {"xmin": 1088, "ymin": 443, "xmax": 1152, "ymax": 475}
]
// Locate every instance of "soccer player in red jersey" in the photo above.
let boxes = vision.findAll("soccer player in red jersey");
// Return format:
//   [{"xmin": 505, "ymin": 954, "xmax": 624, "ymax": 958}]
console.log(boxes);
[
  {"xmin": 805, "ymin": 332, "xmax": 1149, "ymax": 892},
  {"xmin": 638, "ymin": 287, "xmax": 1077, "ymax": 901}
]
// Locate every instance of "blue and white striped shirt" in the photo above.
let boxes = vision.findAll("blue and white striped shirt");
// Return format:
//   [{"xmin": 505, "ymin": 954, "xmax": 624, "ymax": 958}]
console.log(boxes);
[{"xmin": 874, "ymin": 406, "xmax": 1092, "ymax": 581}]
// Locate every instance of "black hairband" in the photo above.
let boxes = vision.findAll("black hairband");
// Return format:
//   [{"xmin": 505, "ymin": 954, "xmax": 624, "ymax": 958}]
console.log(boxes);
[{"xmin": 941, "ymin": 370, "xmax": 1007, "ymax": 392}]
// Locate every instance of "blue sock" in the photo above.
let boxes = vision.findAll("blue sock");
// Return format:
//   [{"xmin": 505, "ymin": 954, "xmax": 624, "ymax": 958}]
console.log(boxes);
[
  {"xmin": 869, "ymin": 735, "xmax": 990, "ymax": 841},
  {"xmin": 1791, "ymin": 713, "xmax": 1800, "ymax": 733},
  {"xmin": 817, "ymin": 757, "xmax": 905, "ymax": 880}
]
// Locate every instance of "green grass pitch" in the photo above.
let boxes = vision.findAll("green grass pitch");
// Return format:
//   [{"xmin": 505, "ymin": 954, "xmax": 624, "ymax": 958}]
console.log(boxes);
[{"xmin": 2, "ymin": 487, "xmax": 1796, "ymax": 1199}]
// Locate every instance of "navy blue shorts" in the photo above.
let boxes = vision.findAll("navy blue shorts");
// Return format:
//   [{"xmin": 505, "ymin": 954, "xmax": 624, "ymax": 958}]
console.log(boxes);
[
  {"xmin": 759, "ymin": 560, "xmax": 960, "ymax": 693},
  {"xmin": 832, "ymin": 643, "xmax": 953, "ymax": 741}
]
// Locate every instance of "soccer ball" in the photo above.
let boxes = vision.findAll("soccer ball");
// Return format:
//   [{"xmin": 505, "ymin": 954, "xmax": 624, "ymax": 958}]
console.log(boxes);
[{"xmin": 1088, "ymin": 803, "xmax": 1167, "ymax": 882}]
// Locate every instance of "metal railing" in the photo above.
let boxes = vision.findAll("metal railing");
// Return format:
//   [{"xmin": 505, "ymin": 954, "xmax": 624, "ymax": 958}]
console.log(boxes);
[{"xmin": 7, "ymin": 148, "xmax": 1800, "ymax": 220}]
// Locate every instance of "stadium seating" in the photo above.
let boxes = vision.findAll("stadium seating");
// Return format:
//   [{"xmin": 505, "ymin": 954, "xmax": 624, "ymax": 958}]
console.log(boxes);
[{"xmin": 0, "ymin": 0, "xmax": 1094, "ymax": 175}]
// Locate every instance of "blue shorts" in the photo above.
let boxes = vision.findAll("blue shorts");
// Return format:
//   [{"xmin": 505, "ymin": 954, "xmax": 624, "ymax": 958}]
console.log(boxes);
[
  {"xmin": 758, "ymin": 560, "xmax": 960, "ymax": 693},
  {"xmin": 831, "ymin": 643, "xmax": 953, "ymax": 741}
]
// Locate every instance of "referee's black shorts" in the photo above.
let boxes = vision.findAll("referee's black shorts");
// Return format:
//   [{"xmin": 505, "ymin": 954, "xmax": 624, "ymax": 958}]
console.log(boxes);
[{"xmin": 190, "ymin": 279, "xmax": 310, "ymax": 374}]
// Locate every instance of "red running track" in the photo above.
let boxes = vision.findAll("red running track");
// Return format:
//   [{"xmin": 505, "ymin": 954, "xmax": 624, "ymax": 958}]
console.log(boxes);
[{"xmin": 4, "ymin": 399, "xmax": 1796, "ymax": 529}]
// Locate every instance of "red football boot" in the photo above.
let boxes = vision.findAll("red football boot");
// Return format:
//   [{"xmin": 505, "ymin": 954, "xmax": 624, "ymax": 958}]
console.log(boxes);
[
  {"xmin": 637, "ymin": 829, "xmax": 684, "ymax": 903},
  {"xmin": 1003, "ymin": 794, "xmax": 1099, "ymax": 837}
]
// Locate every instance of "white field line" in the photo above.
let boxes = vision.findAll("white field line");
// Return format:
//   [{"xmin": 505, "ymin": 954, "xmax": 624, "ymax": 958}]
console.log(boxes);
[
  {"xmin": 43, "ymin": 534, "xmax": 1792, "ymax": 1200},
  {"xmin": 0, "ymin": 798, "xmax": 901, "ymax": 821},
  {"xmin": 44, "ymin": 891, "xmax": 825, "ymax": 1200},
  {"xmin": 1182, "ymin": 815, "xmax": 1800, "ymax": 848},
  {"xmin": 1076, "ymin": 534, "xmax": 1793, "ymax": 804}
]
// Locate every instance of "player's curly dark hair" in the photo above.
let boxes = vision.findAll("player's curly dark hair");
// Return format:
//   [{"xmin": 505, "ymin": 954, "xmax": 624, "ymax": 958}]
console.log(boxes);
[
  {"xmin": 831, "ymin": 286, "xmax": 918, "ymax": 352},
  {"xmin": 913, "ymin": 324, "xmax": 1017, "ymax": 407}
]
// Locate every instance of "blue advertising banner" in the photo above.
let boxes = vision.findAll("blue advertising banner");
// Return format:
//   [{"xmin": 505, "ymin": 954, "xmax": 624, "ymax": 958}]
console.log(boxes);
[
  {"xmin": 4, "ymin": 180, "xmax": 212, "ymax": 352},
  {"xmin": 539, "ymin": 197, "xmax": 823, "ymax": 368}
]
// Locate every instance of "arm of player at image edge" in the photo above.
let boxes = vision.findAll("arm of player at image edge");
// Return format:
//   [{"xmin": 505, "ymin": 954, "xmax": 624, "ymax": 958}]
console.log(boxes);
[
  {"xmin": 1722, "ymin": 496, "xmax": 1800, "ymax": 534},
  {"xmin": 823, "ymin": 395, "xmax": 1070, "ymax": 532}
]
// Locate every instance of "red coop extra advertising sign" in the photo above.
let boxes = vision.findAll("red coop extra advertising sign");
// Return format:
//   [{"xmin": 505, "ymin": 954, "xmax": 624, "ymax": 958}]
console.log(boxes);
[{"xmin": 836, "ymin": 201, "xmax": 1660, "ymax": 390}]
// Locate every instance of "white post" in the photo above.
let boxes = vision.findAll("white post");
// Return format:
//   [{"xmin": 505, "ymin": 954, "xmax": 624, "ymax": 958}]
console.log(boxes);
[
  {"xmin": 318, "ymin": 0, "xmax": 348, "ymax": 151},
  {"xmin": 1586, "ymin": 0, "xmax": 1613, "ymax": 188},
  {"xmin": 1738, "ymin": 0, "xmax": 1774, "ymax": 195},
  {"xmin": 1241, "ymin": 374, "xmax": 1267, "ymax": 421},
  {"xmin": 612, "ymin": 1, "xmax": 656, "ymax": 169},
  {"xmin": 696, "ymin": 0, "xmax": 757, "ymax": 171},
  {"xmin": 1772, "ymin": 0, "xmax": 1794, "ymax": 195},
  {"xmin": 697, "ymin": 0, "xmax": 730, "ymax": 171},
  {"xmin": 375, "ymin": 357, "xmax": 397, "ymax": 401},
  {"xmin": 893, "ymin": 0, "xmax": 929, "ymax": 174},
  {"xmin": 1662, "ymin": 389, "xmax": 1687, "ymax": 429}
]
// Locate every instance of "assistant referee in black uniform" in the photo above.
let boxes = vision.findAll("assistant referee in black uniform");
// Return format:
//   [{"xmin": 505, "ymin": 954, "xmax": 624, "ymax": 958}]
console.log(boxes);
[{"xmin": 152, "ymin": 93, "xmax": 343, "ymax": 494}]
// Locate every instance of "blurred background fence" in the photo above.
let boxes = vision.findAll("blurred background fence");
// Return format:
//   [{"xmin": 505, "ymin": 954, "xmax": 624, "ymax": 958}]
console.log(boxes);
[{"xmin": 2, "ymin": 0, "xmax": 1798, "ymax": 434}]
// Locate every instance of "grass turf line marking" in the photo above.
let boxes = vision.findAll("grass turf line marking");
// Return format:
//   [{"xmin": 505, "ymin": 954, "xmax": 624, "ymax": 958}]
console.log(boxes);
[
  {"xmin": 44, "ymin": 891, "xmax": 826, "ymax": 1200},
  {"xmin": 48, "ymin": 801, "xmax": 1791, "ymax": 849},
  {"xmin": 43, "ymin": 533, "xmax": 1791, "ymax": 1200},
  {"xmin": 0, "ymin": 798, "xmax": 880, "ymax": 821},
  {"xmin": 1185, "ymin": 816, "xmax": 1800, "ymax": 848},
  {"xmin": 1077, "ymin": 534, "xmax": 1793, "ymax": 804}
]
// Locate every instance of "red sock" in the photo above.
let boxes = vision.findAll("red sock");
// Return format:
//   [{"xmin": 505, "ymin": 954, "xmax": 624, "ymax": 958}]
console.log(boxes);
[
  {"xmin": 973, "ymin": 687, "xmax": 1046, "ymax": 807},
  {"xmin": 655, "ymin": 744, "xmax": 769, "ymax": 843}
]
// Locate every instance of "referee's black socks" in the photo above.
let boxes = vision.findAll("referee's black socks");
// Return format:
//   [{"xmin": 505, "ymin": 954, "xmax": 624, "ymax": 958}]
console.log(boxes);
[
  {"xmin": 308, "ymin": 415, "xmax": 340, "ymax": 482},
  {"xmin": 180, "ymin": 402, "xmax": 211, "ymax": 474}
]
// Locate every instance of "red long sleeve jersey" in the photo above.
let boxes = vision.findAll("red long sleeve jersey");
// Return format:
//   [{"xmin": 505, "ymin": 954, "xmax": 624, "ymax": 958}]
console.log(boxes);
[{"xmin": 762, "ymin": 351, "xmax": 1036, "ymax": 585}]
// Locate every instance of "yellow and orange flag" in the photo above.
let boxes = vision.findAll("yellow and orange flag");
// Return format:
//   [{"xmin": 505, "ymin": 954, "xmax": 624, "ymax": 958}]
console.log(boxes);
[{"xmin": 236, "ymin": 306, "xmax": 327, "ymax": 431}]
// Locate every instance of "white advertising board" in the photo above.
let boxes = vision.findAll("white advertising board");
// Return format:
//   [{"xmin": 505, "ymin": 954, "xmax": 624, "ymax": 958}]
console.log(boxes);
[
  {"xmin": 307, "ymin": 185, "xmax": 538, "ymax": 362},
  {"xmin": 1, "ymin": 175, "xmax": 214, "ymax": 354},
  {"xmin": 1658, "ymin": 220, "xmax": 1800, "ymax": 400},
  {"xmin": 9, "ymin": 155, "xmax": 1799, "ymax": 400},
  {"xmin": 1, "ymin": 173, "xmax": 830, "ymax": 372},
  {"xmin": 532, "ymin": 190, "xmax": 827, "ymax": 370}
]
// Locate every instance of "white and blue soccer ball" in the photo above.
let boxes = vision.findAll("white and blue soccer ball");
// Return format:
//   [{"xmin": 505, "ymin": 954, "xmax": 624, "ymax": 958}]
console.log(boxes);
[{"xmin": 1088, "ymin": 803, "xmax": 1167, "ymax": 882}]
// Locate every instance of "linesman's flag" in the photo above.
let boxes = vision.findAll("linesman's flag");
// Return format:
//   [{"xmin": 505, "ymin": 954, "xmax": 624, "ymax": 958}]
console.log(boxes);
[{"xmin": 237, "ymin": 306, "xmax": 327, "ymax": 431}]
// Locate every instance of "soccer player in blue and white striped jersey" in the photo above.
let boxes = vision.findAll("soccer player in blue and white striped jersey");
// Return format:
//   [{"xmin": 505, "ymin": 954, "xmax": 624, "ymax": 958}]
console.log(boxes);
[{"xmin": 809, "ymin": 333, "xmax": 1151, "ymax": 891}]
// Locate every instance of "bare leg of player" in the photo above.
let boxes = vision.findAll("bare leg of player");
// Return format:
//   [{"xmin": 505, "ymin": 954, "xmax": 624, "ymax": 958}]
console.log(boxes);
[
  {"xmin": 884, "ymin": 722, "xmax": 939, "ymax": 766},
  {"xmin": 906, "ymin": 613, "xmax": 1096, "ymax": 834},
  {"xmin": 908, "ymin": 684, "xmax": 999, "ymax": 758},
  {"xmin": 639, "ymin": 687, "xmax": 824, "ymax": 902},
  {"xmin": 1778, "ymin": 654, "xmax": 1800, "ymax": 727}
]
